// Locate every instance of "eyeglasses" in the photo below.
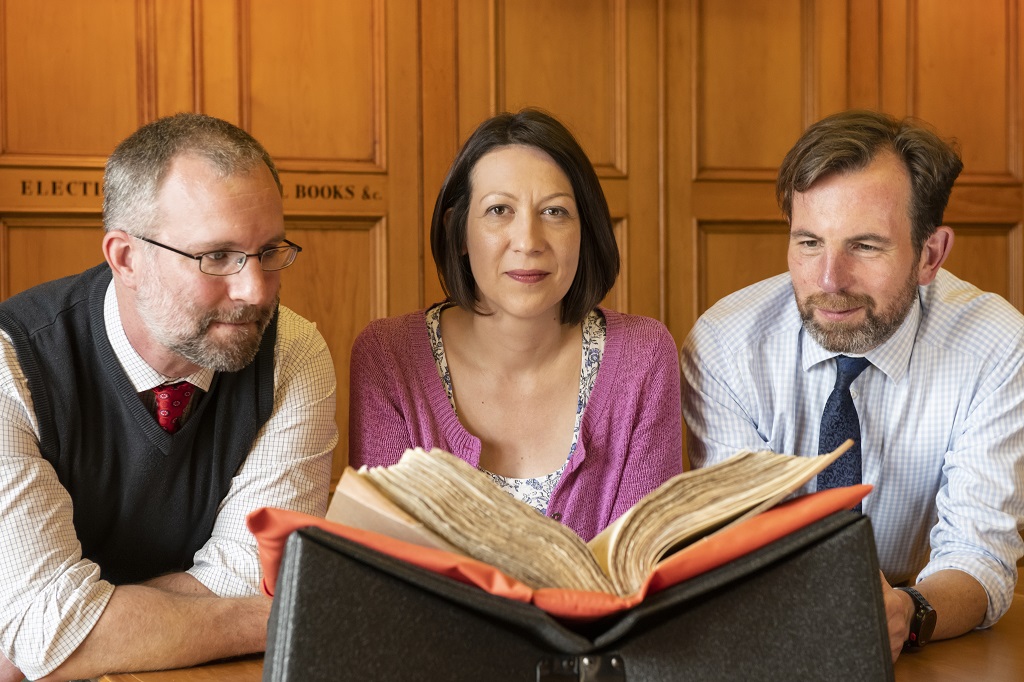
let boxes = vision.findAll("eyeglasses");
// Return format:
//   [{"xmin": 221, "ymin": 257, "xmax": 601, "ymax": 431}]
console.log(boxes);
[{"xmin": 134, "ymin": 235, "xmax": 302, "ymax": 276}]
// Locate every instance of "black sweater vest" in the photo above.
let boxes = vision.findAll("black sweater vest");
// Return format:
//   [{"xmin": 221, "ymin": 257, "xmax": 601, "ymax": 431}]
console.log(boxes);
[{"xmin": 0, "ymin": 264, "xmax": 276, "ymax": 584}]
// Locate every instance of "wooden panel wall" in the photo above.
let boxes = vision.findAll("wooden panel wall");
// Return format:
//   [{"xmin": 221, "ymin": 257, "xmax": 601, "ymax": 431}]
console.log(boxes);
[{"xmin": 2, "ymin": 0, "xmax": 1022, "ymax": 480}]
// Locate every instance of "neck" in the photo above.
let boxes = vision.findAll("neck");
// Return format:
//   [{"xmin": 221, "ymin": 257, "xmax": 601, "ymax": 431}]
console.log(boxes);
[{"xmin": 444, "ymin": 305, "xmax": 580, "ymax": 372}]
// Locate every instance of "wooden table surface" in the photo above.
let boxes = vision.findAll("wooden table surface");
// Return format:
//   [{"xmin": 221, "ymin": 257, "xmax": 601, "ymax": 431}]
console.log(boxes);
[
  {"xmin": 101, "ymin": 593, "xmax": 1024, "ymax": 681},
  {"xmin": 100, "ymin": 654, "xmax": 263, "ymax": 681}
]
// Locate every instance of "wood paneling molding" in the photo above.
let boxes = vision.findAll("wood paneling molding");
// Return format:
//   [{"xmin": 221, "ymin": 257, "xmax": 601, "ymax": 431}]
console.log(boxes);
[
  {"xmin": 243, "ymin": 0, "xmax": 388, "ymax": 173},
  {"xmin": 697, "ymin": 220, "xmax": 789, "ymax": 312},
  {"xmin": 911, "ymin": 0, "xmax": 1019, "ymax": 183},
  {"xmin": 494, "ymin": 0, "xmax": 628, "ymax": 177},
  {"xmin": 694, "ymin": 0, "xmax": 805, "ymax": 178},
  {"xmin": 0, "ymin": 217, "xmax": 104, "ymax": 300},
  {"xmin": 0, "ymin": 0, "xmax": 147, "ymax": 165}
]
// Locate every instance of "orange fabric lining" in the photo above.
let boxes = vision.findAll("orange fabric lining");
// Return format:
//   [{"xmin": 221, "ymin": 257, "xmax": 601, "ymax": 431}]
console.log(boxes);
[{"xmin": 247, "ymin": 484, "xmax": 870, "ymax": 620}]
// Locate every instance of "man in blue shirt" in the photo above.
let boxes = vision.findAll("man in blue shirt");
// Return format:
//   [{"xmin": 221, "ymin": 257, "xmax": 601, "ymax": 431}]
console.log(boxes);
[{"xmin": 682, "ymin": 109, "xmax": 1024, "ymax": 662}]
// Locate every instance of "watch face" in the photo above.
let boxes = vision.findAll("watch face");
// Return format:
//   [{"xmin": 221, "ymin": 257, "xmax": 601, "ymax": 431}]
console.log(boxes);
[
  {"xmin": 900, "ymin": 587, "xmax": 936, "ymax": 649},
  {"xmin": 916, "ymin": 607, "xmax": 937, "ymax": 647}
]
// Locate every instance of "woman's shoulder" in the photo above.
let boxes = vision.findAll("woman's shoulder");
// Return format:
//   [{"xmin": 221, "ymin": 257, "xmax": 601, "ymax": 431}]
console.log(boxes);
[
  {"xmin": 354, "ymin": 309, "xmax": 431, "ymax": 353},
  {"xmin": 585, "ymin": 308, "xmax": 681, "ymax": 416},
  {"xmin": 599, "ymin": 308, "xmax": 674, "ymax": 346},
  {"xmin": 594, "ymin": 308, "xmax": 679, "ymax": 384},
  {"xmin": 361, "ymin": 308, "xmax": 428, "ymax": 334}
]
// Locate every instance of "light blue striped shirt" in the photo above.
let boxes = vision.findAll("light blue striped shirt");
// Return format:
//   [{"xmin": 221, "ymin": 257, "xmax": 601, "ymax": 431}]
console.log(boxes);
[{"xmin": 681, "ymin": 269, "xmax": 1024, "ymax": 627}]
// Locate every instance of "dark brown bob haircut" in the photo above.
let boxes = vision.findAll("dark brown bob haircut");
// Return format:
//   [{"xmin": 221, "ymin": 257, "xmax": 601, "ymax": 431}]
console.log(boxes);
[
  {"xmin": 776, "ymin": 109, "xmax": 963, "ymax": 254},
  {"xmin": 430, "ymin": 108, "xmax": 619, "ymax": 325}
]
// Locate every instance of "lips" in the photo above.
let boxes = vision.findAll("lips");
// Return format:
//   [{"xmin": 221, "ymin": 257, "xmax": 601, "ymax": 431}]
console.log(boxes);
[
  {"xmin": 815, "ymin": 307, "xmax": 862, "ymax": 322},
  {"xmin": 807, "ymin": 293, "xmax": 873, "ymax": 322},
  {"xmin": 506, "ymin": 269, "xmax": 548, "ymax": 284}
]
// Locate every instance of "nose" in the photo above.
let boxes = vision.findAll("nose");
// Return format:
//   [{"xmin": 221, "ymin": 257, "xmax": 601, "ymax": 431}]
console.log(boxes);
[
  {"xmin": 817, "ymin": 248, "xmax": 853, "ymax": 293},
  {"xmin": 227, "ymin": 256, "xmax": 276, "ymax": 305},
  {"xmin": 511, "ymin": 213, "xmax": 545, "ymax": 254}
]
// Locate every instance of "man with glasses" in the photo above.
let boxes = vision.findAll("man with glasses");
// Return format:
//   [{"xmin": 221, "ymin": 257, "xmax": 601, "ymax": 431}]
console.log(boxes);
[{"xmin": 0, "ymin": 113, "xmax": 337, "ymax": 680}]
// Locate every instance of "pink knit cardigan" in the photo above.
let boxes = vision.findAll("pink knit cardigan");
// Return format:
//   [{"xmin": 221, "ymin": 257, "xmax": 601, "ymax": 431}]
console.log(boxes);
[{"xmin": 348, "ymin": 307, "xmax": 684, "ymax": 541}]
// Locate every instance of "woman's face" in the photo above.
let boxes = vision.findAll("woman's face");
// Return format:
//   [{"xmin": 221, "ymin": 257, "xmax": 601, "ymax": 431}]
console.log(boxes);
[{"xmin": 464, "ymin": 145, "xmax": 581, "ymax": 324}]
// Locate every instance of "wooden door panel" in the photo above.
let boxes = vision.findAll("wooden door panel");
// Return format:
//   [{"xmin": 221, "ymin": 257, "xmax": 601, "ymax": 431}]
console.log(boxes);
[
  {"xmin": 697, "ymin": 0, "xmax": 805, "ymax": 178},
  {"xmin": 943, "ymin": 224, "xmax": 1023, "ymax": 308},
  {"xmin": 1, "ymin": 1, "xmax": 143, "ymax": 161},
  {"xmin": 498, "ymin": 0, "xmax": 626, "ymax": 175},
  {"xmin": 246, "ymin": 0, "xmax": 382, "ymax": 169},
  {"xmin": 913, "ymin": 0, "xmax": 1017, "ymax": 182},
  {"xmin": 153, "ymin": 0, "xmax": 199, "ymax": 117},
  {"xmin": 2, "ymin": 220, "xmax": 104, "ymax": 298},
  {"xmin": 698, "ymin": 222, "xmax": 789, "ymax": 313}
]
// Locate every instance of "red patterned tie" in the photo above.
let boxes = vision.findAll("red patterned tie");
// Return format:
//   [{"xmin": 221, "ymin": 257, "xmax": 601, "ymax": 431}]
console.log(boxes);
[{"xmin": 152, "ymin": 381, "xmax": 196, "ymax": 434}]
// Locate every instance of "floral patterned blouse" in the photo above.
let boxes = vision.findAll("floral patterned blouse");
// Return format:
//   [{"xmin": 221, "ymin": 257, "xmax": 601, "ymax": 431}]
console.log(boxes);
[{"xmin": 426, "ymin": 302, "xmax": 606, "ymax": 515}]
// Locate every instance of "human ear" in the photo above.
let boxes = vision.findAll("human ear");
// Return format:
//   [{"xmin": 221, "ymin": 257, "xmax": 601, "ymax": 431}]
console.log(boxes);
[
  {"xmin": 102, "ymin": 230, "xmax": 144, "ymax": 291},
  {"xmin": 917, "ymin": 226, "xmax": 954, "ymax": 286}
]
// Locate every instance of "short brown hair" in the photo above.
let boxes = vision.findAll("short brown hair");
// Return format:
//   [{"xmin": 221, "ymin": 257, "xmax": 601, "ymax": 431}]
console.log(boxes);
[
  {"xmin": 430, "ymin": 109, "xmax": 619, "ymax": 325},
  {"xmin": 776, "ymin": 109, "xmax": 963, "ymax": 253}
]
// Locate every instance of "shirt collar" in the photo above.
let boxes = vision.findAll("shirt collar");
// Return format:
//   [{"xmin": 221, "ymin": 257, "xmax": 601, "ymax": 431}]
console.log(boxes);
[
  {"xmin": 104, "ymin": 280, "xmax": 215, "ymax": 393},
  {"xmin": 800, "ymin": 289, "xmax": 921, "ymax": 384}
]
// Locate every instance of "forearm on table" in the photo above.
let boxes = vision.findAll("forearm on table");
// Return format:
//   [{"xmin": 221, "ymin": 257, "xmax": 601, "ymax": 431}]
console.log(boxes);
[
  {"xmin": 38, "ymin": 584, "xmax": 270, "ymax": 681},
  {"xmin": 916, "ymin": 569, "xmax": 988, "ymax": 640},
  {"xmin": 142, "ymin": 572, "xmax": 216, "ymax": 596}
]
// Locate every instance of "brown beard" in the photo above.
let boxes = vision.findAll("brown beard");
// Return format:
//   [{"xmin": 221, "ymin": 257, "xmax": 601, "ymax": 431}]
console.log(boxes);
[{"xmin": 796, "ymin": 268, "xmax": 918, "ymax": 354}]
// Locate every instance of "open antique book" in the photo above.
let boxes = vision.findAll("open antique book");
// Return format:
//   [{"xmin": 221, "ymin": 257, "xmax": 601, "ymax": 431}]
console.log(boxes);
[{"xmin": 326, "ymin": 441, "xmax": 852, "ymax": 598}]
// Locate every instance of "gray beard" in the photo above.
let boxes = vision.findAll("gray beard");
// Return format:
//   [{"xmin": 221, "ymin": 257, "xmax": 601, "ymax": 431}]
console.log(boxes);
[
  {"xmin": 163, "ymin": 301, "xmax": 276, "ymax": 372},
  {"xmin": 135, "ymin": 275, "xmax": 277, "ymax": 372}
]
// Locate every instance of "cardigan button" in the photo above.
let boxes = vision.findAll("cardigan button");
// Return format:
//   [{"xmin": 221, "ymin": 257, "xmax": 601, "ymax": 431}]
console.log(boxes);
[{"xmin": 551, "ymin": 513, "xmax": 563, "ymax": 521}]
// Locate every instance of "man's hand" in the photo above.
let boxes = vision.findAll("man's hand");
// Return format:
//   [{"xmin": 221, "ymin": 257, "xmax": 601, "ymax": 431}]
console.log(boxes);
[
  {"xmin": 880, "ymin": 571, "xmax": 913, "ymax": 662},
  {"xmin": 0, "ymin": 652, "xmax": 23, "ymax": 682}
]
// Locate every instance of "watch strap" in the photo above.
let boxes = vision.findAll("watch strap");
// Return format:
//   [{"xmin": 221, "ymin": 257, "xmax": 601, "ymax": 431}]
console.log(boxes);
[{"xmin": 896, "ymin": 586, "xmax": 936, "ymax": 649}]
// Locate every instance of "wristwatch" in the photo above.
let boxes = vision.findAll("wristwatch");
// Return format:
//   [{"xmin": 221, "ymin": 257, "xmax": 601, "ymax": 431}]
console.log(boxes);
[{"xmin": 896, "ymin": 586, "xmax": 936, "ymax": 649}]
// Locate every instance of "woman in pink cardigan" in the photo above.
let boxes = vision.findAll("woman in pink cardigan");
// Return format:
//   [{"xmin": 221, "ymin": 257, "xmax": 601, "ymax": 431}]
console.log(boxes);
[{"xmin": 348, "ymin": 109, "xmax": 682, "ymax": 541}]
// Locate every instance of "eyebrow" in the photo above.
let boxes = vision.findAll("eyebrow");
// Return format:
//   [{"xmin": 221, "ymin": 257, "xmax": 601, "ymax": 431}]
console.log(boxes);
[
  {"xmin": 190, "ymin": 236, "xmax": 288, "ymax": 253},
  {"xmin": 477, "ymin": 191, "xmax": 576, "ymax": 204},
  {"xmin": 789, "ymin": 229, "xmax": 894, "ymax": 245}
]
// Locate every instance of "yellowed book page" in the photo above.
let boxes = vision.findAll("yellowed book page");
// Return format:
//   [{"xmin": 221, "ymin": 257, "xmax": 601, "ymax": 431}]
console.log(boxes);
[
  {"xmin": 586, "ymin": 440, "xmax": 852, "ymax": 596},
  {"xmin": 586, "ymin": 505, "xmax": 631, "ymax": 577},
  {"xmin": 727, "ymin": 440, "xmax": 851, "ymax": 526},
  {"xmin": 363, "ymin": 448, "xmax": 615, "ymax": 593},
  {"xmin": 326, "ymin": 466, "xmax": 460, "ymax": 553}
]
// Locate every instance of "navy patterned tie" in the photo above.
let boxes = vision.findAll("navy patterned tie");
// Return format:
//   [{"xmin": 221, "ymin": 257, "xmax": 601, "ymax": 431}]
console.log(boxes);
[{"xmin": 817, "ymin": 356, "xmax": 871, "ymax": 510}]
